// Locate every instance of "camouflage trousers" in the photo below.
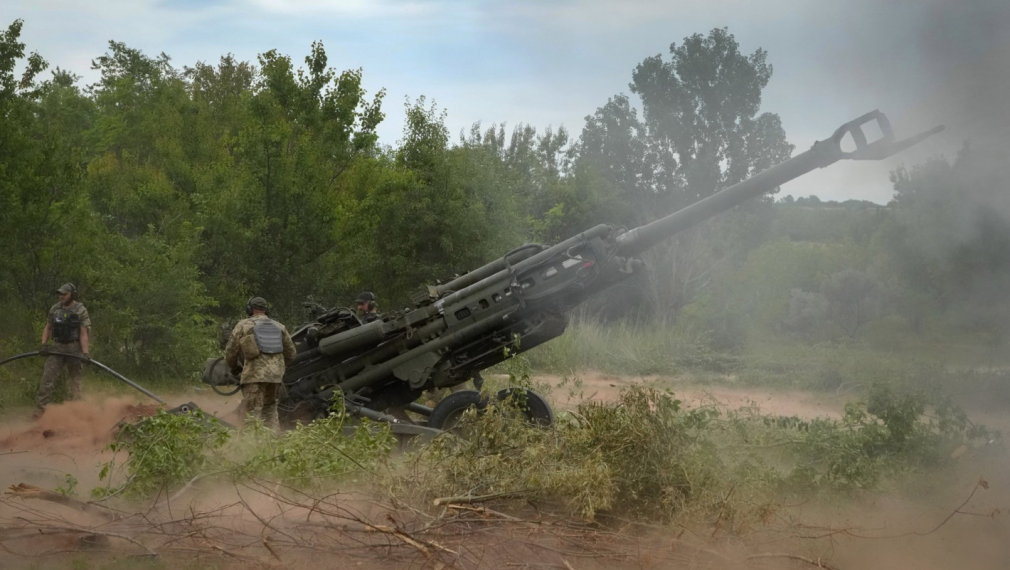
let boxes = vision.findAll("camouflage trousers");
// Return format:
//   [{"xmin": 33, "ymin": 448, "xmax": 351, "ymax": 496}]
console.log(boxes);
[
  {"xmin": 241, "ymin": 382, "xmax": 280, "ymax": 430},
  {"xmin": 36, "ymin": 352, "xmax": 83, "ymax": 412}
]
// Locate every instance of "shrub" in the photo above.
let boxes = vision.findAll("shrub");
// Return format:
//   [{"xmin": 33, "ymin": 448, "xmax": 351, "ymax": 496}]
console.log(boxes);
[{"xmin": 409, "ymin": 385, "xmax": 729, "ymax": 521}]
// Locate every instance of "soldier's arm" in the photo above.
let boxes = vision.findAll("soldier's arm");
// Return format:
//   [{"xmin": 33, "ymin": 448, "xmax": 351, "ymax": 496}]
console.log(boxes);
[
  {"xmin": 224, "ymin": 324, "xmax": 243, "ymax": 369},
  {"xmin": 41, "ymin": 307, "xmax": 54, "ymax": 344},
  {"xmin": 80, "ymin": 326, "xmax": 90, "ymax": 356},
  {"xmin": 281, "ymin": 327, "xmax": 297, "ymax": 366},
  {"xmin": 78, "ymin": 306, "xmax": 91, "ymax": 355}
]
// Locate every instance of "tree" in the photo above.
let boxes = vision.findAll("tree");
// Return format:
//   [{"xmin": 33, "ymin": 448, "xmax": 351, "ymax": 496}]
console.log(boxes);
[
  {"xmin": 0, "ymin": 20, "xmax": 94, "ymax": 342},
  {"xmin": 566, "ymin": 28, "xmax": 793, "ymax": 323},
  {"xmin": 630, "ymin": 27, "xmax": 793, "ymax": 205},
  {"xmin": 821, "ymin": 269, "xmax": 886, "ymax": 338},
  {"xmin": 340, "ymin": 98, "xmax": 527, "ymax": 305},
  {"xmin": 196, "ymin": 43, "xmax": 386, "ymax": 316},
  {"xmin": 885, "ymin": 144, "xmax": 1010, "ymax": 343}
]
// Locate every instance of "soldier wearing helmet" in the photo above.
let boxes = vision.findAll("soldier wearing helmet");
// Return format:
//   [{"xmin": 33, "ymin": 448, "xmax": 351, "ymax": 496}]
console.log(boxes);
[
  {"xmin": 355, "ymin": 292, "xmax": 380, "ymax": 323},
  {"xmin": 224, "ymin": 297, "xmax": 297, "ymax": 430},
  {"xmin": 35, "ymin": 283, "xmax": 91, "ymax": 418}
]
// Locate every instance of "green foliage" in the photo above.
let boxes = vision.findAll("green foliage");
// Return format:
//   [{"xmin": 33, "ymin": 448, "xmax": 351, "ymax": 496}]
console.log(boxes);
[
  {"xmin": 55, "ymin": 473, "xmax": 79, "ymax": 497},
  {"xmin": 2, "ymin": 16, "xmax": 1008, "ymax": 402},
  {"xmin": 95, "ymin": 403, "xmax": 392, "ymax": 500},
  {"xmin": 412, "ymin": 385, "xmax": 731, "ymax": 521},
  {"xmin": 765, "ymin": 384, "xmax": 993, "ymax": 490},
  {"xmin": 97, "ymin": 410, "xmax": 230, "ymax": 499},
  {"xmin": 408, "ymin": 382, "xmax": 990, "ymax": 524},
  {"xmin": 232, "ymin": 405, "xmax": 394, "ymax": 489},
  {"xmin": 524, "ymin": 315, "xmax": 740, "ymax": 376}
]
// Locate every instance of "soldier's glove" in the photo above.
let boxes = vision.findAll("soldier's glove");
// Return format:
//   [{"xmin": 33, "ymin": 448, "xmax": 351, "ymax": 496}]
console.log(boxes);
[{"xmin": 38, "ymin": 344, "xmax": 50, "ymax": 355}]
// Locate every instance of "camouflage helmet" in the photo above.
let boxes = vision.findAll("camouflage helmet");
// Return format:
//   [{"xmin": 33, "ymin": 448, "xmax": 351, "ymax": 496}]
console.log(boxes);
[
  {"xmin": 56, "ymin": 283, "xmax": 78, "ymax": 300},
  {"xmin": 355, "ymin": 291, "xmax": 376, "ymax": 303},
  {"xmin": 246, "ymin": 296, "xmax": 269, "ymax": 315}
]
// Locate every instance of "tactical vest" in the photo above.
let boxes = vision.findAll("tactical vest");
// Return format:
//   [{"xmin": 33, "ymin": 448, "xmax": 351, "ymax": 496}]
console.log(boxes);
[
  {"xmin": 252, "ymin": 318, "xmax": 284, "ymax": 354},
  {"xmin": 52, "ymin": 308, "xmax": 81, "ymax": 343}
]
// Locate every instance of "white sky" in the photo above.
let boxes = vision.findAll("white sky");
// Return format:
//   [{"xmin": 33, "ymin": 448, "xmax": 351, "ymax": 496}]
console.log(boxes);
[{"xmin": 5, "ymin": 0, "xmax": 1006, "ymax": 203}]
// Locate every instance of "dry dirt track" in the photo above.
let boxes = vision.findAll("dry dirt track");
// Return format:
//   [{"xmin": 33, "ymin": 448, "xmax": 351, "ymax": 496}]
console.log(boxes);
[{"xmin": 0, "ymin": 374, "xmax": 1008, "ymax": 569}]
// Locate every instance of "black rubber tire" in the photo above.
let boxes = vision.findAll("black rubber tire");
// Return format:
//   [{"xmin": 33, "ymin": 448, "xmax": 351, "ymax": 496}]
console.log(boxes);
[
  {"xmin": 211, "ymin": 382, "xmax": 242, "ymax": 396},
  {"xmin": 495, "ymin": 388, "xmax": 554, "ymax": 427},
  {"xmin": 427, "ymin": 390, "xmax": 489, "ymax": 431}
]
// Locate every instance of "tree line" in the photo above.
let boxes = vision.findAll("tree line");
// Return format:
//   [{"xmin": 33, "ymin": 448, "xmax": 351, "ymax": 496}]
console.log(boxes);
[{"xmin": 2, "ymin": 19, "xmax": 1008, "ymax": 378}]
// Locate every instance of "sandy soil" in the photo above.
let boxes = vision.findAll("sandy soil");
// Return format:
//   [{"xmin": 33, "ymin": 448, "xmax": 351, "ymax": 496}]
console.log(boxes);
[
  {"xmin": 539, "ymin": 371, "xmax": 847, "ymax": 419},
  {"xmin": 0, "ymin": 375, "xmax": 1007, "ymax": 569}
]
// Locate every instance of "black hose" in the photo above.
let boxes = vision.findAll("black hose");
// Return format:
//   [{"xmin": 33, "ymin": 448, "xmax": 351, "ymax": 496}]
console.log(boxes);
[{"xmin": 0, "ymin": 351, "xmax": 167, "ymax": 405}]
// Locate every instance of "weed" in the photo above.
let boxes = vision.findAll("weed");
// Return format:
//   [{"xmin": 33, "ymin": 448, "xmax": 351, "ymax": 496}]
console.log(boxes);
[
  {"xmin": 403, "ymin": 383, "xmax": 992, "ymax": 525},
  {"xmin": 94, "ymin": 398, "xmax": 393, "ymax": 501},
  {"xmin": 55, "ymin": 473, "xmax": 79, "ymax": 497},
  {"xmin": 748, "ymin": 383, "xmax": 995, "ymax": 491},
  {"xmin": 230, "ymin": 408, "xmax": 394, "ymax": 490},
  {"xmin": 96, "ymin": 409, "xmax": 230, "ymax": 499},
  {"xmin": 409, "ymin": 385, "xmax": 737, "ymax": 521}
]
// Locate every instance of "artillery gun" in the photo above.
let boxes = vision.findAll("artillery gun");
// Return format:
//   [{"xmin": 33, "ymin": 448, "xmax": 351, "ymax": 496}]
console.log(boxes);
[{"xmin": 205, "ymin": 111, "xmax": 943, "ymax": 434}]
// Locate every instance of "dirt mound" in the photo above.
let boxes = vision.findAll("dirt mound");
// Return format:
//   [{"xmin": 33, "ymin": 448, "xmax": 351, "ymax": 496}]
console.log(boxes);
[{"xmin": 0, "ymin": 396, "xmax": 156, "ymax": 454}]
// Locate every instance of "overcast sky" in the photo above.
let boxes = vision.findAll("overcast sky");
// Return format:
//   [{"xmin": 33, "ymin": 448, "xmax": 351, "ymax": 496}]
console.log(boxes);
[{"xmin": 5, "ymin": 0, "xmax": 1008, "ymax": 203}]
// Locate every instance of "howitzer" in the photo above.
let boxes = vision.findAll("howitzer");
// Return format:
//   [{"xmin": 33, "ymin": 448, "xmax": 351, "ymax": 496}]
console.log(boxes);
[{"xmin": 208, "ymin": 110, "xmax": 943, "ymax": 431}]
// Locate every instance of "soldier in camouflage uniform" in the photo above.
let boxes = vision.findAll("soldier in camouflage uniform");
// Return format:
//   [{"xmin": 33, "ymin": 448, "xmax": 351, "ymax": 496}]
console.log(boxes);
[
  {"xmin": 36, "ymin": 283, "xmax": 91, "ymax": 418},
  {"xmin": 355, "ymin": 292, "xmax": 380, "ymax": 323},
  {"xmin": 224, "ymin": 297, "xmax": 297, "ymax": 430}
]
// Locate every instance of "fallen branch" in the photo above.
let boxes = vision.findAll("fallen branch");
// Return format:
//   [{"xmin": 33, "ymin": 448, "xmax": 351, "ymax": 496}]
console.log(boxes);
[
  {"xmin": 17, "ymin": 521, "xmax": 157, "ymax": 558},
  {"xmin": 6, "ymin": 483, "xmax": 121, "ymax": 521},
  {"xmin": 433, "ymin": 491, "xmax": 527, "ymax": 507},
  {"xmin": 447, "ymin": 503, "xmax": 523, "ymax": 522},
  {"xmin": 746, "ymin": 552, "xmax": 840, "ymax": 570}
]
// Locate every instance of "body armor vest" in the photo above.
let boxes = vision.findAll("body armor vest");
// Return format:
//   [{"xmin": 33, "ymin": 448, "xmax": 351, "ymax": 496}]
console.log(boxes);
[
  {"xmin": 252, "ymin": 318, "xmax": 284, "ymax": 354},
  {"xmin": 52, "ymin": 309, "xmax": 81, "ymax": 343}
]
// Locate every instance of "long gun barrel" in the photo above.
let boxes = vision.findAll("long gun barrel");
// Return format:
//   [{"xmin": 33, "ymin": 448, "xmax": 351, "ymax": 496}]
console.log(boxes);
[
  {"xmin": 616, "ymin": 111, "xmax": 943, "ymax": 256},
  {"xmin": 217, "ymin": 110, "xmax": 943, "ymax": 428}
]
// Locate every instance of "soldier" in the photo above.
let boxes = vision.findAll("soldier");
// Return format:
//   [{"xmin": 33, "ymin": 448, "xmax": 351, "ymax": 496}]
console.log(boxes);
[
  {"xmin": 355, "ymin": 291, "xmax": 380, "ymax": 323},
  {"xmin": 36, "ymin": 283, "xmax": 91, "ymax": 418},
  {"xmin": 224, "ymin": 297, "xmax": 296, "ymax": 430}
]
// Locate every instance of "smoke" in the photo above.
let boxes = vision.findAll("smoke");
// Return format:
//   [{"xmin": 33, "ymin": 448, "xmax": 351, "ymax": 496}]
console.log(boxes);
[
  {"xmin": 838, "ymin": 0, "xmax": 1010, "ymax": 154},
  {"xmin": 915, "ymin": 0, "xmax": 1010, "ymax": 146}
]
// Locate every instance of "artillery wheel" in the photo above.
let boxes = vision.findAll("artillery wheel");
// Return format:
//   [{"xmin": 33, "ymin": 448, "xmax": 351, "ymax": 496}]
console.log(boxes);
[
  {"xmin": 427, "ymin": 390, "xmax": 489, "ymax": 431},
  {"xmin": 427, "ymin": 388, "xmax": 554, "ymax": 431},
  {"xmin": 211, "ymin": 382, "xmax": 241, "ymax": 396},
  {"xmin": 495, "ymin": 388, "xmax": 554, "ymax": 427}
]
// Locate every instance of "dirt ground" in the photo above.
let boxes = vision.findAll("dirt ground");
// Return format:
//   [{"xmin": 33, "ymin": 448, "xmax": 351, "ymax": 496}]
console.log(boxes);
[{"xmin": 1, "ymin": 373, "xmax": 1008, "ymax": 569}]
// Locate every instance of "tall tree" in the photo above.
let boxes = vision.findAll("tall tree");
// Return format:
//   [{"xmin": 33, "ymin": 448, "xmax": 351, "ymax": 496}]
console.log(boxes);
[
  {"xmin": 572, "ymin": 28, "xmax": 793, "ymax": 324},
  {"xmin": 0, "ymin": 20, "xmax": 94, "ymax": 338}
]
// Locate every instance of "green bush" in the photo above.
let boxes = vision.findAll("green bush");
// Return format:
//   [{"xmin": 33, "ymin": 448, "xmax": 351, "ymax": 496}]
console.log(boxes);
[
  {"xmin": 761, "ymin": 384, "xmax": 993, "ymax": 490},
  {"xmin": 232, "ymin": 410, "xmax": 394, "ymax": 489},
  {"xmin": 405, "ymin": 382, "xmax": 992, "ymax": 524},
  {"xmin": 98, "ymin": 409, "xmax": 230, "ymax": 499},
  {"xmin": 95, "ymin": 401, "xmax": 393, "ymax": 500},
  {"xmin": 409, "ymin": 385, "xmax": 730, "ymax": 521}
]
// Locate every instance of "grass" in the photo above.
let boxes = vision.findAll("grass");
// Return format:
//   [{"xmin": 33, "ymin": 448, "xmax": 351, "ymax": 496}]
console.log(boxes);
[
  {"xmin": 523, "ymin": 318, "xmax": 740, "ymax": 376},
  {"xmin": 518, "ymin": 317, "xmax": 1010, "ymax": 400}
]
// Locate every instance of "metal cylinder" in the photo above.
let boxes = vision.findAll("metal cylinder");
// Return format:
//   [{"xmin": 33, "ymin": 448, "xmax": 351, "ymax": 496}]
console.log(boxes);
[
  {"xmin": 317, "ymin": 319, "xmax": 388, "ymax": 358},
  {"xmin": 616, "ymin": 147, "xmax": 834, "ymax": 257}
]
